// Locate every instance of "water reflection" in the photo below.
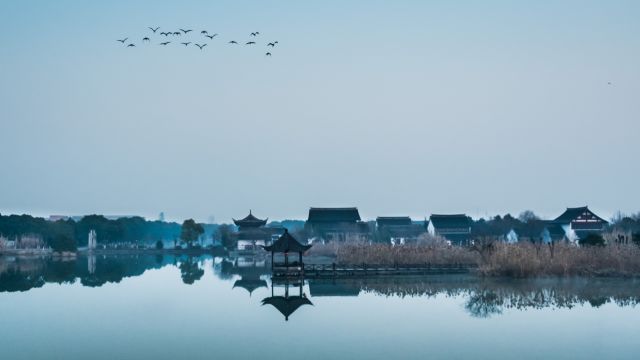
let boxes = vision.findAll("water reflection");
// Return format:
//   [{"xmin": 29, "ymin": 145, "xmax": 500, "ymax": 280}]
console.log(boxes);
[
  {"xmin": 1, "ymin": 255, "xmax": 638, "ymax": 319},
  {"xmin": 262, "ymin": 279, "xmax": 313, "ymax": 321}
]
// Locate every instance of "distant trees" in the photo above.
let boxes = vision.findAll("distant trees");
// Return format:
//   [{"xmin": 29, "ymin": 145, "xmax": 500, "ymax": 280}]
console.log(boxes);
[
  {"xmin": 216, "ymin": 224, "xmax": 235, "ymax": 249},
  {"xmin": 0, "ymin": 213, "xmax": 182, "ymax": 249},
  {"xmin": 180, "ymin": 219, "xmax": 204, "ymax": 248},
  {"xmin": 49, "ymin": 234, "xmax": 77, "ymax": 252},
  {"xmin": 155, "ymin": 240, "xmax": 164, "ymax": 250}
]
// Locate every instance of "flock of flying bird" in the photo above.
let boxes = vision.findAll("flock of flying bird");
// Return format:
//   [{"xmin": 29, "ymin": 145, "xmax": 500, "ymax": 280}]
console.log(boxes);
[{"xmin": 117, "ymin": 27, "xmax": 278, "ymax": 56}]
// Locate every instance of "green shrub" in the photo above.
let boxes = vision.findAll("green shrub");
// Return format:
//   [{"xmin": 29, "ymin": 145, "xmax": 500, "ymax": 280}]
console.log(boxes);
[
  {"xmin": 579, "ymin": 233, "xmax": 605, "ymax": 247},
  {"xmin": 50, "ymin": 234, "xmax": 77, "ymax": 252}
]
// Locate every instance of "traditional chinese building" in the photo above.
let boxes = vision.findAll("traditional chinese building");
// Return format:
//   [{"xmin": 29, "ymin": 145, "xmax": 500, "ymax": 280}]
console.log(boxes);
[
  {"xmin": 305, "ymin": 207, "xmax": 370, "ymax": 243},
  {"xmin": 376, "ymin": 216, "xmax": 427, "ymax": 245},
  {"xmin": 553, "ymin": 206, "xmax": 608, "ymax": 242},
  {"xmin": 428, "ymin": 214, "xmax": 472, "ymax": 245},
  {"xmin": 232, "ymin": 210, "xmax": 284, "ymax": 252}
]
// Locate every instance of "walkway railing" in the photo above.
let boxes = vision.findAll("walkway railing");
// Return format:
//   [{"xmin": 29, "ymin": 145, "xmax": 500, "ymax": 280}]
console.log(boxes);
[{"xmin": 271, "ymin": 262, "xmax": 477, "ymax": 278}]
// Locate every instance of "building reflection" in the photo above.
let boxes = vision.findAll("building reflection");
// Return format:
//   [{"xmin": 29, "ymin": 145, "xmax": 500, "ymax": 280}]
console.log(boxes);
[
  {"xmin": 262, "ymin": 278, "xmax": 313, "ymax": 321},
  {"xmin": 2, "ymin": 255, "xmax": 640, "ymax": 320}
]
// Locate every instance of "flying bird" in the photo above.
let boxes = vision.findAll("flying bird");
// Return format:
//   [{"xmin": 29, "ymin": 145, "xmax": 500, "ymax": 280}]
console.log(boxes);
[
  {"xmin": 250, "ymin": 32, "xmax": 260, "ymax": 36},
  {"xmin": 229, "ymin": 40, "xmax": 238, "ymax": 44},
  {"xmin": 180, "ymin": 29, "xmax": 193, "ymax": 34},
  {"xmin": 181, "ymin": 42, "xmax": 191, "ymax": 46},
  {"xmin": 267, "ymin": 42, "xmax": 275, "ymax": 47},
  {"xmin": 160, "ymin": 32, "xmax": 170, "ymax": 36},
  {"xmin": 201, "ymin": 30, "xmax": 208, "ymax": 34},
  {"xmin": 265, "ymin": 52, "xmax": 271, "ymax": 56},
  {"xmin": 195, "ymin": 44, "xmax": 207, "ymax": 50},
  {"xmin": 143, "ymin": 37, "xmax": 150, "ymax": 42},
  {"xmin": 159, "ymin": 41, "xmax": 170, "ymax": 45},
  {"xmin": 127, "ymin": 43, "xmax": 135, "ymax": 47},
  {"xmin": 245, "ymin": 41, "xmax": 256, "ymax": 45},
  {"xmin": 173, "ymin": 32, "xmax": 181, "ymax": 36},
  {"xmin": 205, "ymin": 34, "xmax": 217, "ymax": 39},
  {"xmin": 117, "ymin": 38, "xmax": 128, "ymax": 44},
  {"xmin": 149, "ymin": 27, "xmax": 160, "ymax": 33}
]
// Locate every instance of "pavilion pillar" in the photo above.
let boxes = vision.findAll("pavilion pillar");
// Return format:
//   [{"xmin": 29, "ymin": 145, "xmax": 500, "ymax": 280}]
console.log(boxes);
[
  {"xmin": 285, "ymin": 252, "xmax": 289, "ymax": 267},
  {"xmin": 271, "ymin": 251, "xmax": 274, "ymax": 270}
]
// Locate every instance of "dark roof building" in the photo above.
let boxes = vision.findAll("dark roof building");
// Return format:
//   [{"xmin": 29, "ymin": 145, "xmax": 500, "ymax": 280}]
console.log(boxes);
[
  {"xmin": 306, "ymin": 207, "xmax": 370, "ymax": 242},
  {"xmin": 376, "ymin": 216, "xmax": 427, "ymax": 244},
  {"xmin": 376, "ymin": 216, "xmax": 412, "ymax": 227},
  {"xmin": 307, "ymin": 207, "xmax": 361, "ymax": 223},
  {"xmin": 428, "ymin": 214, "xmax": 472, "ymax": 245},
  {"xmin": 553, "ymin": 206, "xmax": 608, "ymax": 241}
]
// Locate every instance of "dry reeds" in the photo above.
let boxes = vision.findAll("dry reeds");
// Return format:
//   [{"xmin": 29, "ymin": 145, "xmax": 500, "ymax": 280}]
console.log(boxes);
[
  {"xmin": 321, "ymin": 241, "xmax": 640, "ymax": 277},
  {"xmin": 480, "ymin": 242, "xmax": 640, "ymax": 277},
  {"xmin": 335, "ymin": 243, "xmax": 479, "ymax": 266}
]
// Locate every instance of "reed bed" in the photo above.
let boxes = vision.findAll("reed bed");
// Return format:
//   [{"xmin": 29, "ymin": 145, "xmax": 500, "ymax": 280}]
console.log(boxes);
[
  {"xmin": 481, "ymin": 242, "xmax": 640, "ymax": 277},
  {"xmin": 315, "ymin": 241, "xmax": 640, "ymax": 277},
  {"xmin": 334, "ymin": 243, "xmax": 479, "ymax": 266}
]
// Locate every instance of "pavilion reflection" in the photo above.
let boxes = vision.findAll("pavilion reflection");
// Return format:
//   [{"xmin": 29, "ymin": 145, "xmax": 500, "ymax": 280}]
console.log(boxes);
[
  {"xmin": 220, "ymin": 255, "xmax": 270, "ymax": 296},
  {"xmin": 261, "ymin": 278, "xmax": 313, "ymax": 321}
]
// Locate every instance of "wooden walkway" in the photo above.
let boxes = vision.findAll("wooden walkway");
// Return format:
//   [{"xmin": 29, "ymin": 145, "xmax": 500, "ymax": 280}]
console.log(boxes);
[{"xmin": 272, "ymin": 263, "xmax": 477, "ymax": 279}]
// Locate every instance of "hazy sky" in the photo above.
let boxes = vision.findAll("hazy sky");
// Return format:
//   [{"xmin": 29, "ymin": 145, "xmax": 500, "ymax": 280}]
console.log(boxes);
[{"xmin": 1, "ymin": 0, "xmax": 639, "ymax": 223}]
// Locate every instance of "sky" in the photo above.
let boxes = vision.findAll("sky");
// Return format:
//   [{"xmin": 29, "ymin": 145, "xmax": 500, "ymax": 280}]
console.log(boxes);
[{"xmin": 0, "ymin": 0, "xmax": 639, "ymax": 223}]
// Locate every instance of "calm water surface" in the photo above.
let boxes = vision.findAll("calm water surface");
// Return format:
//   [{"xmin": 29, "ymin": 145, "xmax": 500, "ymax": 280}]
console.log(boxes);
[{"xmin": 0, "ymin": 254, "xmax": 638, "ymax": 360}]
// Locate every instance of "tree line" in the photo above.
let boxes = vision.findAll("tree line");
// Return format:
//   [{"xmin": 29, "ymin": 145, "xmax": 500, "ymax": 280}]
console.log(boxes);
[{"xmin": 0, "ymin": 214, "xmax": 182, "ymax": 251}]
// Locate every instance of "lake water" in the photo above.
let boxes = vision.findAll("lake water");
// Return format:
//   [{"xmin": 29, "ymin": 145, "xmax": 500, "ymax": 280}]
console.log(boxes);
[{"xmin": 1, "ymin": 254, "xmax": 638, "ymax": 360}]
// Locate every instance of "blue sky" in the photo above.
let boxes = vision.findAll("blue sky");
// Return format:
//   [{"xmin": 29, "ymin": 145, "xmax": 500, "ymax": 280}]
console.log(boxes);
[{"xmin": 1, "ymin": 0, "xmax": 639, "ymax": 222}]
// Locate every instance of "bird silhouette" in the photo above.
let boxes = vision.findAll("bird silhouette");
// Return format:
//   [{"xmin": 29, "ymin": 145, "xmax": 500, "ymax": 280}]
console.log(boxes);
[
  {"xmin": 181, "ymin": 42, "xmax": 191, "ymax": 46},
  {"xmin": 149, "ymin": 27, "xmax": 160, "ymax": 33},
  {"xmin": 229, "ymin": 40, "xmax": 238, "ymax": 44},
  {"xmin": 143, "ymin": 37, "xmax": 150, "ymax": 42},
  {"xmin": 180, "ymin": 29, "xmax": 193, "ymax": 34},
  {"xmin": 127, "ymin": 43, "xmax": 135, "ymax": 47},
  {"xmin": 195, "ymin": 44, "xmax": 207, "ymax": 50},
  {"xmin": 160, "ymin": 41, "xmax": 171, "ymax": 45},
  {"xmin": 160, "ymin": 32, "xmax": 170, "ymax": 36},
  {"xmin": 250, "ymin": 32, "xmax": 260, "ymax": 36},
  {"xmin": 266, "ymin": 52, "xmax": 271, "ymax": 56},
  {"xmin": 267, "ymin": 42, "xmax": 275, "ymax": 47},
  {"xmin": 205, "ymin": 34, "xmax": 217, "ymax": 39},
  {"xmin": 201, "ymin": 30, "xmax": 208, "ymax": 34},
  {"xmin": 246, "ymin": 41, "xmax": 256, "ymax": 45},
  {"xmin": 117, "ymin": 38, "xmax": 128, "ymax": 44},
  {"xmin": 173, "ymin": 32, "xmax": 181, "ymax": 36}
]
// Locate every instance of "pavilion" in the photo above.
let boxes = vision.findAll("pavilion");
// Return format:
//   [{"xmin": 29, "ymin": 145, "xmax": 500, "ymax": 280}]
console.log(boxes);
[{"xmin": 262, "ymin": 229, "xmax": 312, "ymax": 276}]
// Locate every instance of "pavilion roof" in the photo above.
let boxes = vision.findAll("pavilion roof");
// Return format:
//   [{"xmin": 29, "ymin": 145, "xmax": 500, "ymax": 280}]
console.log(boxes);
[
  {"xmin": 261, "ymin": 296, "xmax": 313, "ymax": 321},
  {"xmin": 233, "ymin": 210, "xmax": 267, "ymax": 228},
  {"xmin": 262, "ymin": 229, "xmax": 312, "ymax": 253},
  {"xmin": 233, "ymin": 278, "xmax": 268, "ymax": 295}
]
